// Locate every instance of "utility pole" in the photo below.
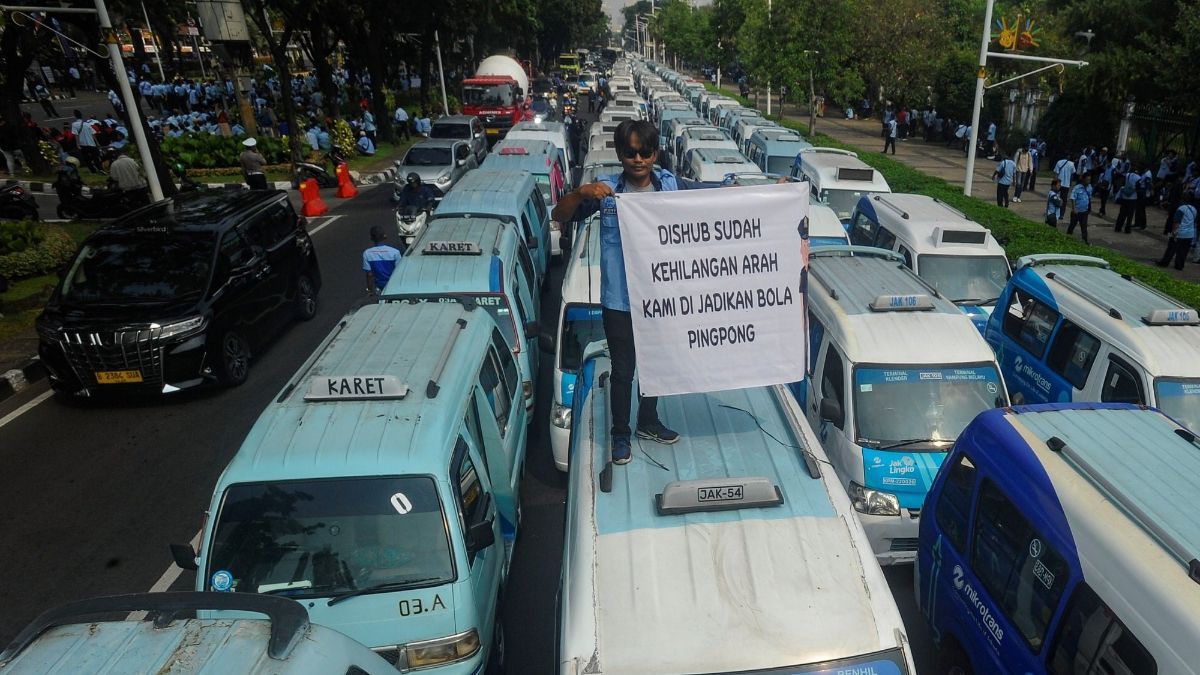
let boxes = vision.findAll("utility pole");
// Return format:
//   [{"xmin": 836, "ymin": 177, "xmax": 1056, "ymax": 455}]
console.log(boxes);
[
  {"xmin": 435, "ymin": 30, "xmax": 449, "ymax": 116},
  {"xmin": 765, "ymin": 0, "xmax": 771, "ymax": 115},
  {"xmin": 140, "ymin": 1, "xmax": 165, "ymax": 80}
]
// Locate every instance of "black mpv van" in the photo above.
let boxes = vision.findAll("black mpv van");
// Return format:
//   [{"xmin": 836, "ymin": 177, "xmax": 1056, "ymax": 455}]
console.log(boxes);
[{"xmin": 37, "ymin": 190, "xmax": 321, "ymax": 397}]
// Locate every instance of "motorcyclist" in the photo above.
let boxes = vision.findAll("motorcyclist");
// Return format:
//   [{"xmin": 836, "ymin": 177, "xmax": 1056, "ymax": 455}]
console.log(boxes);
[
  {"xmin": 395, "ymin": 172, "xmax": 436, "ymax": 210},
  {"xmin": 52, "ymin": 156, "xmax": 85, "ymax": 200}
]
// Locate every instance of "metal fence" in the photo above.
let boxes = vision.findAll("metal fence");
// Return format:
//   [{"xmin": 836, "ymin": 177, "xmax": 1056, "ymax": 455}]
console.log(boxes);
[{"xmin": 1124, "ymin": 104, "xmax": 1200, "ymax": 163}]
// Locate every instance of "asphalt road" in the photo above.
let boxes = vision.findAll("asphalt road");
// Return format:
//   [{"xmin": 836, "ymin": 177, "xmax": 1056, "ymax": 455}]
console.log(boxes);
[{"xmin": 0, "ymin": 120, "xmax": 937, "ymax": 674}]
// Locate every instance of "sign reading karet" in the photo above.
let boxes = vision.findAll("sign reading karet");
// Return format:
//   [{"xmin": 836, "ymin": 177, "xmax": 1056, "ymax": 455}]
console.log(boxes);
[{"xmin": 616, "ymin": 182, "xmax": 809, "ymax": 397}]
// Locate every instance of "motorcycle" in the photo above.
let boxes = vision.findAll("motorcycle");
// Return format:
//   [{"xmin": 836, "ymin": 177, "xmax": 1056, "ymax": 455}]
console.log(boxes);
[
  {"xmin": 53, "ymin": 170, "xmax": 150, "ymax": 220},
  {"xmin": 294, "ymin": 145, "xmax": 348, "ymax": 188},
  {"xmin": 395, "ymin": 204, "xmax": 432, "ymax": 249},
  {"xmin": 0, "ymin": 184, "xmax": 39, "ymax": 221},
  {"xmin": 175, "ymin": 164, "xmax": 205, "ymax": 193}
]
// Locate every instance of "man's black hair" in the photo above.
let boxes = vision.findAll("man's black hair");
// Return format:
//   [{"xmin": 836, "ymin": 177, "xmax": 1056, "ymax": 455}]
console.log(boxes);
[
  {"xmin": 614, "ymin": 119, "xmax": 658, "ymax": 156},
  {"xmin": 370, "ymin": 225, "xmax": 386, "ymax": 243}
]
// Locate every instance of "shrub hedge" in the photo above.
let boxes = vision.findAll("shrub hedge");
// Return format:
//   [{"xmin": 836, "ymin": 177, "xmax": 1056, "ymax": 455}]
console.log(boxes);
[
  {"xmin": 0, "ymin": 222, "xmax": 77, "ymax": 279},
  {"xmin": 160, "ymin": 134, "xmax": 289, "ymax": 169}
]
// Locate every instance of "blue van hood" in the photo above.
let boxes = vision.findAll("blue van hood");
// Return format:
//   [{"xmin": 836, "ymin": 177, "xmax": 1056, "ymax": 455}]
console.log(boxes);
[
  {"xmin": 862, "ymin": 448, "xmax": 948, "ymax": 509},
  {"xmin": 305, "ymin": 584, "xmax": 461, "ymax": 650}
]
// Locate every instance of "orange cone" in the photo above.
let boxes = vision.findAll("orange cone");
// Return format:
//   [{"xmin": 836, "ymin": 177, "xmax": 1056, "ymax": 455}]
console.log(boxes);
[
  {"xmin": 335, "ymin": 162, "xmax": 358, "ymax": 198},
  {"xmin": 299, "ymin": 178, "xmax": 329, "ymax": 216}
]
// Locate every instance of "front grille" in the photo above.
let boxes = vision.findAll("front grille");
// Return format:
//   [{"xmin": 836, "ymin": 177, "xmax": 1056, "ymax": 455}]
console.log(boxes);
[
  {"xmin": 58, "ymin": 326, "xmax": 165, "ymax": 387},
  {"xmin": 890, "ymin": 537, "xmax": 919, "ymax": 552}
]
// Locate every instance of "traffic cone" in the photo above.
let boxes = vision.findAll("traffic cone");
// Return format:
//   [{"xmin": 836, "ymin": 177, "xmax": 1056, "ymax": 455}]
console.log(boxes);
[
  {"xmin": 335, "ymin": 162, "xmax": 358, "ymax": 199},
  {"xmin": 299, "ymin": 178, "xmax": 329, "ymax": 216}
]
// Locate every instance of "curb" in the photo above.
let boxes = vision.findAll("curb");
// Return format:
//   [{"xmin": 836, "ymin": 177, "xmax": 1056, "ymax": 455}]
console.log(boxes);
[
  {"xmin": 0, "ymin": 357, "xmax": 46, "ymax": 405},
  {"xmin": 5, "ymin": 172, "xmax": 387, "ymax": 193}
]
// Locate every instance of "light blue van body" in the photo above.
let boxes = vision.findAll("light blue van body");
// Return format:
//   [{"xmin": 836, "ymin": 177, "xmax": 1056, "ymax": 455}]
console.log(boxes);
[
  {"xmin": 382, "ymin": 217, "xmax": 541, "ymax": 415},
  {"xmin": 434, "ymin": 170, "xmax": 550, "ymax": 285},
  {"xmin": 194, "ymin": 302, "xmax": 527, "ymax": 673},
  {"xmin": 747, "ymin": 130, "xmax": 812, "ymax": 176}
]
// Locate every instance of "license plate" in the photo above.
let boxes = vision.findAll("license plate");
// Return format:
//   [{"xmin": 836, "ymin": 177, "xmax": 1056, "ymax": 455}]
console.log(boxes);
[
  {"xmin": 95, "ymin": 370, "xmax": 143, "ymax": 384},
  {"xmin": 486, "ymin": 128, "xmax": 500, "ymax": 135},
  {"xmin": 697, "ymin": 485, "xmax": 743, "ymax": 503}
]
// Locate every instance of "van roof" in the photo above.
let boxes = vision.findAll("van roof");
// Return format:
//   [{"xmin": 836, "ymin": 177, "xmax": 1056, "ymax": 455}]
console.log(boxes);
[
  {"xmin": 859, "ymin": 193, "xmax": 1006, "ymax": 258},
  {"xmin": 483, "ymin": 140, "xmax": 558, "ymax": 173},
  {"xmin": 1014, "ymin": 258, "xmax": 1200, "ymax": 377},
  {"xmin": 564, "ymin": 353, "xmax": 908, "ymax": 673},
  {"xmin": 101, "ymin": 190, "xmax": 286, "ymax": 235},
  {"xmin": 797, "ymin": 148, "xmax": 892, "ymax": 192},
  {"xmin": 694, "ymin": 147, "xmax": 752, "ymax": 164},
  {"xmin": 969, "ymin": 404, "xmax": 1200, "ymax": 660},
  {"xmin": 382, "ymin": 217, "xmax": 512, "ymax": 296},
  {"xmin": 511, "ymin": 121, "xmax": 566, "ymax": 134},
  {"xmin": 221, "ymin": 303, "xmax": 494, "ymax": 484},
  {"xmin": 809, "ymin": 249, "xmax": 995, "ymax": 364},
  {"xmin": 434, "ymin": 170, "xmax": 535, "ymax": 219},
  {"xmin": 808, "ymin": 204, "xmax": 850, "ymax": 241}
]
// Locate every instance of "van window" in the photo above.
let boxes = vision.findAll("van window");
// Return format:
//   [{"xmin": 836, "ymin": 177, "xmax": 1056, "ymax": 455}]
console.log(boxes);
[
  {"xmin": 821, "ymin": 346, "xmax": 845, "ymax": 430},
  {"xmin": 971, "ymin": 480, "xmax": 1070, "ymax": 650},
  {"xmin": 1002, "ymin": 290, "xmax": 1060, "ymax": 358},
  {"xmin": 478, "ymin": 349, "xmax": 511, "ymax": 437},
  {"xmin": 1048, "ymin": 581, "xmax": 1157, "ymax": 675},
  {"xmin": 899, "ymin": 245, "xmax": 914, "ymax": 268},
  {"xmin": 252, "ymin": 201, "xmax": 295, "ymax": 247},
  {"xmin": 531, "ymin": 187, "xmax": 550, "ymax": 226},
  {"xmin": 519, "ymin": 213, "xmax": 537, "ymax": 248},
  {"xmin": 808, "ymin": 312, "xmax": 825, "ymax": 375},
  {"xmin": 492, "ymin": 329, "xmax": 519, "ymax": 392},
  {"xmin": 515, "ymin": 243, "xmax": 537, "ymax": 293},
  {"xmin": 455, "ymin": 447, "xmax": 487, "ymax": 565},
  {"xmin": 1101, "ymin": 357, "xmax": 1144, "ymax": 404},
  {"xmin": 874, "ymin": 227, "xmax": 897, "ymax": 251},
  {"xmin": 1046, "ymin": 321, "xmax": 1100, "ymax": 390},
  {"xmin": 464, "ymin": 399, "xmax": 488, "ymax": 474},
  {"xmin": 850, "ymin": 211, "xmax": 877, "ymax": 246},
  {"xmin": 935, "ymin": 453, "xmax": 976, "ymax": 551}
]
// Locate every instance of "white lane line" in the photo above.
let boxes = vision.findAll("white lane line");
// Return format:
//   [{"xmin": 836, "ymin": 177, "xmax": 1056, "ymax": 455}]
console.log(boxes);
[
  {"xmin": 307, "ymin": 214, "xmax": 343, "ymax": 236},
  {"xmin": 128, "ymin": 528, "xmax": 203, "ymax": 620},
  {"xmin": 0, "ymin": 390, "xmax": 53, "ymax": 430}
]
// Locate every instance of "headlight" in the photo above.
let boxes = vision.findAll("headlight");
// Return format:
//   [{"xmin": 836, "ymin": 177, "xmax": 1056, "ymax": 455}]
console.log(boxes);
[
  {"xmin": 396, "ymin": 212, "xmax": 418, "ymax": 234},
  {"xmin": 154, "ymin": 316, "xmax": 208, "ymax": 340},
  {"xmin": 434, "ymin": 174, "xmax": 452, "ymax": 186},
  {"xmin": 848, "ymin": 481, "xmax": 900, "ymax": 516},
  {"xmin": 404, "ymin": 628, "xmax": 481, "ymax": 668},
  {"xmin": 35, "ymin": 319, "xmax": 61, "ymax": 343},
  {"xmin": 552, "ymin": 402, "xmax": 572, "ymax": 429},
  {"xmin": 550, "ymin": 219, "xmax": 561, "ymax": 232}
]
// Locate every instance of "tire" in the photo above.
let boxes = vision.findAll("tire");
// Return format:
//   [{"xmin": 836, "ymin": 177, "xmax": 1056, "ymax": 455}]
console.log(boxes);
[
  {"xmin": 318, "ymin": 173, "xmax": 338, "ymax": 189},
  {"xmin": 57, "ymin": 204, "xmax": 80, "ymax": 220},
  {"xmin": 217, "ymin": 332, "xmax": 251, "ymax": 387},
  {"xmin": 486, "ymin": 619, "xmax": 506, "ymax": 675},
  {"xmin": 936, "ymin": 640, "xmax": 973, "ymax": 675},
  {"xmin": 294, "ymin": 274, "xmax": 318, "ymax": 321}
]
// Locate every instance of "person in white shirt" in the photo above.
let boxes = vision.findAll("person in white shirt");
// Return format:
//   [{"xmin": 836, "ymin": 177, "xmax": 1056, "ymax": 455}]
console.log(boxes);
[{"xmin": 393, "ymin": 105, "xmax": 410, "ymax": 140}]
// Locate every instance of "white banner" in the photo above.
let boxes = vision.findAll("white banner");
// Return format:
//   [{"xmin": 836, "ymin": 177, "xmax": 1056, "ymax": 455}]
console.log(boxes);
[{"xmin": 616, "ymin": 182, "xmax": 810, "ymax": 397}]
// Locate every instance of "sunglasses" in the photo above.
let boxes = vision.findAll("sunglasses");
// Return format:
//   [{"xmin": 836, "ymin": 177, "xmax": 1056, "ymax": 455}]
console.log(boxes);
[{"xmin": 621, "ymin": 146, "xmax": 655, "ymax": 160}]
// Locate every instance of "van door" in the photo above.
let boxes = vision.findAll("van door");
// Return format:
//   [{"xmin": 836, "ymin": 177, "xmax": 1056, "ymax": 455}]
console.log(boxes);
[
  {"xmin": 450, "ymin": 437, "xmax": 504, "ymax": 648},
  {"xmin": 471, "ymin": 338, "xmax": 523, "ymax": 535},
  {"xmin": 510, "ymin": 273, "xmax": 540, "ymax": 408},
  {"xmin": 807, "ymin": 339, "xmax": 852, "ymax": 474},
  {"xmin": 1089, "ymin": 348, "xmax": 1148, "ymax": 405},
  {"xmin": 212, "ymin": 228, "xmax": 277, "ymax": 353},
  {"xmin": 239, "ymin": 202, "xmax": 296, "ymax": 338}
]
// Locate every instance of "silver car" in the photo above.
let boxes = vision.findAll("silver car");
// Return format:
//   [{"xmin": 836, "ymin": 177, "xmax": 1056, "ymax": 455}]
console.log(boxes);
[{"xmin": 392, "ymin": 139, "xmax": 478, "ymax": 198}]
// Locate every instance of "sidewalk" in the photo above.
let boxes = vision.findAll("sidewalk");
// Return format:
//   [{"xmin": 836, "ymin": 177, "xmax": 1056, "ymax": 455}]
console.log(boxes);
[{"xmin": 726, "ymin": 84, "xmax": 1200, "ymax": 284}]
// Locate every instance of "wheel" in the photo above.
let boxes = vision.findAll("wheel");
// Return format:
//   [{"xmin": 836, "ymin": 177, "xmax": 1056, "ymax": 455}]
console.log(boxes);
[
  {"xmin": 294, "ymin": 274, "xmax": 317, "ymax": 321},
  {"xmin": 936, "ymin": 640, "xmax": 973, "ymax": 675},
  {"xmin": 217, "ymin": 332, "xmax": 251, "ymax": 387},
  {"xmin": 56, "ymin": 204, "xmax": 80, "ymax": 220},
  {"xmin": 486, "ymin": 619, "xmax": 505, "ymax": 675}
]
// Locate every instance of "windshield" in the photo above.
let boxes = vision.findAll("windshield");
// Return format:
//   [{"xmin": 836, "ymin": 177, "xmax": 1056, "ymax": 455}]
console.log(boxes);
[
  {"xmin": 206, "ymin": 477, "xmax": 453, "ymax": 598},
  {"xmin": 390, "ymin": 295, "xmax": 517, "ymax": 349},
  {"xmin": 431, "ymin": 123, "xmax": 470, "ymax": 140},
  {"xmin": 810, "ymin": 235, "xmax": 849, "ymax": 247},
  {"xmin": 819, "ymin": 189, "xmax": 876, "ymax": 221},
  {"xmin": 559, "ymin": 305, "xmax": 604, "ymax": 372},
  {"xmin": 917, "ymin": 254, "xmax": 1009, "ymax": 304},
  {"xmin": 403, "ymin": 146, "xmax": 452, "ymax": 166},
  {"xmin": 60, "ymin": 234, "xmax": 214, "ymax": 304},
  {"xmin": 767, "ymin": 156, "xmax": 794, "ymax": 175},
  {"xmin": 463, "ymin": 85, "xmax": 514, "ymax": 108},
  {"xmin": 1155, "ymin": 378, "xmax": 1200, "ymax": 432},
  {"xmin": 853, "ymin": 365, "xmax": 1004, "ymax": 447}
]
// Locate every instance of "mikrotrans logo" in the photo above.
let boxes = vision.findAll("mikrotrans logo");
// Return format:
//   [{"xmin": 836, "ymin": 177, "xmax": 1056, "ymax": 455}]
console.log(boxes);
[{"xmin": 952, "ymin": 565, "xmax": 1004, "ymax": 643}]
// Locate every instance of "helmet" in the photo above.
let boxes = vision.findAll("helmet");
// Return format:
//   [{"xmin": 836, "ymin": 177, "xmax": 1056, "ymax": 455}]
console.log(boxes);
[
  {"xmin": 65, "ymin": 156, "xmax": 80, "ymax": 168},
  {"xmin": 406, "ymin": 172, "xmax": 421, "ymax": 186}
]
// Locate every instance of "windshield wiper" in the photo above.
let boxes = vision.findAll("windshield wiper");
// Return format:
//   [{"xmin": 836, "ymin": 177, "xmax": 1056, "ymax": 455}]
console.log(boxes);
[
  {"xmin": 875, "ymin": 438, "xmax": 953, "ymax": 451},
  {"xmin": 326, "ymin": 578, "xmax": 442, "ymax": 606},
  {"xmin": 949, "ymin": 296, "xmax": 999, "ymax": 305}
]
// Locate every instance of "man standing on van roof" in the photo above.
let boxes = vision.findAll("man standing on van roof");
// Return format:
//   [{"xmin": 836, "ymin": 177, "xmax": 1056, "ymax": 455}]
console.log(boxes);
[
  {"xmin": 363, "ymin": 225, "xmax": 402, "ymax": 295},
  {"xmin": 552, "ymin": 119, "xmax": 700, "ymax": 466}
]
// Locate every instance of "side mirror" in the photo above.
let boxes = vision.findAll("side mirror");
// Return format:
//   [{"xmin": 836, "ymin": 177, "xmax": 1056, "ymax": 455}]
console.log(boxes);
[
  {"xmin": 527, "ymin": 235, "xmax": 539, "ymax": 249},
  {"xmin": 538, "ymin": 330, "xmax": 556, "ymax": 354},
  {"xmin": 524, "ymin": 320, "xmax": 540, "ymax": 339},
  {"xmin": 1011, "ymin": 391, "xmax": 1026, "ymax": 405},
  {"xmin": 457, "ymin": 159, "xmax": 467, "ymax": 167},
  {"xmin": 466, "ymin": 520, "xmax": 496, "ymax": 554},
  {"xmin": 819, "ymin": 397, "xmax": 844, "ymax": 428},
  {"xmin": 170, "ymin": 543, "xmax": 199, "ymax": 571}
]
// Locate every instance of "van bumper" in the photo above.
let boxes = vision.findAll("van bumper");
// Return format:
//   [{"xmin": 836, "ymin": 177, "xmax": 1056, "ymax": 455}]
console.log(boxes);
[
  {"xmin": 550, "ymin": 422, "xmax": 570, "ymax": 472},
  {"xmin": 858, "ymin": 508, "xmax": 921, "ymax": 565}
]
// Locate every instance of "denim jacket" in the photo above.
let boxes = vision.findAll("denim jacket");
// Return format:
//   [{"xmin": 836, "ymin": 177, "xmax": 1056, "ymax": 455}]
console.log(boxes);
[{"xmin": 578, "ymin": 168, "xmax": 701, "ymax": 311}]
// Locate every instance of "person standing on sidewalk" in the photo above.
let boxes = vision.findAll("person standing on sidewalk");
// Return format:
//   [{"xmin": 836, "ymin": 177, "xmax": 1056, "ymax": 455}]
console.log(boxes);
[
  {"xmin": 1157, "ymin": 194, "xmax": 1196, "ymax": 270},
  {"xmin": 1067, "ymin": 173, "xmax": 1094, "ymax": 243},
  {"xmin": 993, "ymin": 152, "xmax": 1016, "ymax": 207},
  {"xmin": 1013, "ymin": 146, "xmax": 1031, "ymax": 203},
  {"xmin": 1114, "ymin": 170, "xmax": 1139, "ymax": 233},
  {"xmin": 883, "ymin": 116, "xmax": 897, "ymax": 155},
  {"xmin": 239, "ymin": 137, "xmax": 268, "ymax": 190},
  {"xmin": 1135, "ymin": 166, "xmax": 1153, "ymax": 230},
  {"xmin": 1054, "ymin": 152, "xmax": 1074, "ymax": 207},
  {"xmin": 393, "ymin": 105, "xmax": 410, "ymax": 141},
  {"xmin": 986, "ymin": 121, "xmax": 997, "ymax": 158},
  {"xmin": 551, "ymin": 119, "xmax": 698, "ymax": 466},
  {"xmin": 1046, "ymin": 178, "xmax": 1064, "ymax": 227}
]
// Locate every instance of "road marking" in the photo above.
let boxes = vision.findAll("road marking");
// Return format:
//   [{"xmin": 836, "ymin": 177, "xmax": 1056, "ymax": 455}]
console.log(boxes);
[
  {"xmin": 0, "ymin": 390, "xmax": 53, "ymax": 430},
  {"xmin": 128, "ymin": 528, "xmax": 203, "ymax": 621},
  {"xmin": 307, "ymin": 214, "xmax": 343, "ymax": 236}
]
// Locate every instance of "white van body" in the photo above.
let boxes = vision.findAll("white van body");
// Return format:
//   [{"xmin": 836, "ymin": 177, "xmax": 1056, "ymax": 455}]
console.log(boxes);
[{"xmin": 791, "ymin": 147, "xmax": 892, "ymax": 223}]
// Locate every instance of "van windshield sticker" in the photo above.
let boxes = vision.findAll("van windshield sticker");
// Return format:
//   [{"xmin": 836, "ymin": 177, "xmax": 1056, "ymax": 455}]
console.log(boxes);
[
  {"xmin": 391, "ymin": 492, "xmax": 413, "ymax": 515},
  {"xmin": 211, "ymin": 569, "xmax": 234, "ymax": 592}
]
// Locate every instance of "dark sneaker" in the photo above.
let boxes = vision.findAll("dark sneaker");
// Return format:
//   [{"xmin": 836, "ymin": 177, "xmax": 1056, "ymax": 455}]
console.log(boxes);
[
  {"xmin": 611, "ymin": 435, "xmax": 632, "ymax": 465},
  {"xmin": 636, "ymin": 422, "xmax": 680, "ymax": 445}
]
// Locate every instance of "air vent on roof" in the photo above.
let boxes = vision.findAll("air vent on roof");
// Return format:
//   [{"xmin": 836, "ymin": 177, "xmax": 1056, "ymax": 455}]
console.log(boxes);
[
  {"xmin": 838, "ymin": 167, "xmax": 875, "ymax": 181},
  {"xmin": 499, "ymin": 146, "xmax": 528, "ymax": 155},
  {"xmin": 938, "ymin": 229, "xmax": 988, "ymax": 246}
]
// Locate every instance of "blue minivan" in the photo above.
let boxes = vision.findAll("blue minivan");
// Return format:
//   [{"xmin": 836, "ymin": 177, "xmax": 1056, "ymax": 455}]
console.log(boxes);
[{"xmin": 916, "ymin": 402, "xmax": 1200, "ymax": 674}]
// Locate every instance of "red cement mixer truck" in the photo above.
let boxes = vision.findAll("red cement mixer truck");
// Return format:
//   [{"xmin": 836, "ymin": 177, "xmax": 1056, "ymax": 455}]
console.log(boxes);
[{"xmin": 461, "ymin": 55, "xmax": 530, "ymax": 140}]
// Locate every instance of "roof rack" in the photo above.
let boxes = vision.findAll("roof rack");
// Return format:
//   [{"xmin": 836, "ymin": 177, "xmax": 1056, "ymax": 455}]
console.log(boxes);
[
  {"xmin": 1046, "ymin": 435, "xmax": 1200, "ymax": 584},
  {"xmin": 809, "ymin": 245, "xmax": 905, "ymax": 263},
  {"xmin": 427, "ymin": 318, "xmax": 468, "ymax": 399},
  {"xmin": 798, "ymin": 147, "xmax": 858, "ymax": 158},
  {"xmin": 0, "ymin": 592, "xmax": 310, "ymax": 665},
  {"xmin": 276, "ymin": 316, "xmax": 351, "ymax": 402},
  {"xmin": 873, "ymin": 195, "xmax": 909, "ymax": 220},
  {"xmin": 1043, "ymin": 270, "xmax": 1126, "ymax": 320},
  {"xmin": 932, "ymin": 197, "xmax": 969, "ymax": 220},
  {"xmin": 1015, "ymin": 253, "xmax": 1110, "ymax": 271}
]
